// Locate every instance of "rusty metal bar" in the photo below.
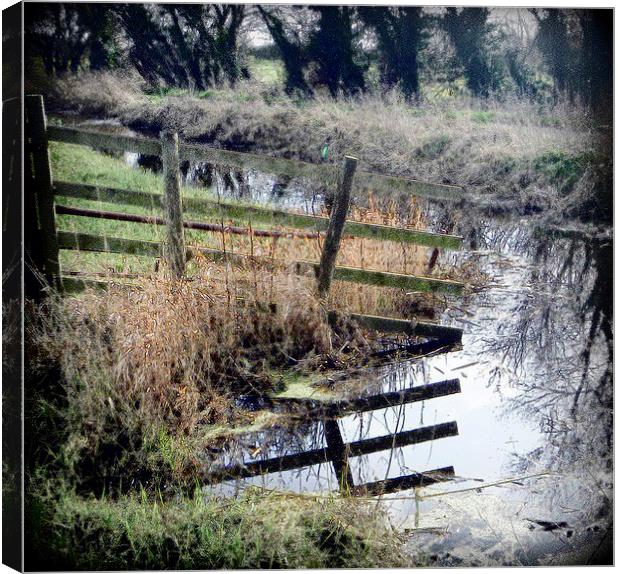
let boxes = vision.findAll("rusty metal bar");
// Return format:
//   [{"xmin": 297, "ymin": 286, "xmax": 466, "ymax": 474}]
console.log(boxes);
[{"xmin": 55, "ymin": 204, "xmax": 320, "ymax": 239}]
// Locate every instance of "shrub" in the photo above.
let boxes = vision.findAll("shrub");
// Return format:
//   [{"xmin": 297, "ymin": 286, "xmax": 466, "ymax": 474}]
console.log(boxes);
[
  {"xmin": 54, "ymin": 69, "xmax": 147, "ymax": 116},
  {"xmin": 30, "ymin": 262, "xmax": 370, "ymax": 486}
]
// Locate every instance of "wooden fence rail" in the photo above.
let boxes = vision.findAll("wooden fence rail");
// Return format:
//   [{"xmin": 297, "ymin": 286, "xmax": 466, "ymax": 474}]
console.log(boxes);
[
  {"xmin": 27, "ymin": 95, "xmax": 467, "ymax": 334},
  {"xmin": 53, "ymin": 181, "xmax": 463, "ymax": 248},
  {"xmin": 208, "ymin": 422, "xmax": 458, "ymax": 487},
  {"xmin": 48, "ymin": 124, "xmax": 465, "ymax": 202},
  {"xmin": 55, "ymin": 204, "xmax": 321, "ymax": 239},
  {"xmin": 57, "ymin": 230, "xmax": 464, "ymax": 294}
]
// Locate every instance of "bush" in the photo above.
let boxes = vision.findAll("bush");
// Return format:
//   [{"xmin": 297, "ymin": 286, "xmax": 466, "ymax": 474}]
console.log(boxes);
[
  {"xmin": 54, "ymin": 69, "xmax": 147, "ymax": 116},
  {"xmin": 30, "ymin": 265, "xmax": 369, "ymax": 487}
]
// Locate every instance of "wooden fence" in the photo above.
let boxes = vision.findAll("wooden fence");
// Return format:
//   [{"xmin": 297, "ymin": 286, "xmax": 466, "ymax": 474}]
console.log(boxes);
[
  {"xmin": 21, "ymin": 95, "xmax": 466, "ymax": 496},
  {"xmin": 25, "ymin": 94, "xmax": 465, "ymax": 341},
  {"xmin": 205, "ymin": 377, "xmax": 461, "ymax": 495}
]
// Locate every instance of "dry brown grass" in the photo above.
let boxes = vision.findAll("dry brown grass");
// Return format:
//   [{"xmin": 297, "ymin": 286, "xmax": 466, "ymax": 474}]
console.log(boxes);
[
  {"xmin": 52, "ymin": 70, "xmax": 610, "ymax": 222},
  {"xmin": 37, "ymin": 268, "xmax": 332, "ymax": 431},
  {"xmin": 187, "ymin": 194, "xmax": 430, "ymax": 277},
  {"xmin": 38, "ymin": 246, "xmax": 426, "ymax": 477},
  {"xmin": 35, "ymin": 223, "xmax": 462, "ymax": 481},
  {"xmin": 54, "ymin": 69, "xmax": 147, "ymax": 116}
]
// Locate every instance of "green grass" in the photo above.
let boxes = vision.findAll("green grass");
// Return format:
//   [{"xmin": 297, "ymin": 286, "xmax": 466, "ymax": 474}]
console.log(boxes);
[
  {"xmin": 50, "ymin": 141, "xmax": 164, "ymax": 193},
  {"xmin": 50, "ymin": 142, "xmax": 290, "ymax": 274},
  {"xmin": 532, "ymin": 150, "xmax": 594, "ymax": 195},
  {"xmin": 247, "ymin": 56, "xmax": 285, "ymax": 85},
  {"xmin": 471, "ymin": 110, "xmax": 496, "ymax": 124},
  {"xmin": 27, "ymin": 485, "xmax": 405, "ymax": 570},
  {"xmin": 142, "ymin": 86, "xmax": 215, "ymax": 104}
]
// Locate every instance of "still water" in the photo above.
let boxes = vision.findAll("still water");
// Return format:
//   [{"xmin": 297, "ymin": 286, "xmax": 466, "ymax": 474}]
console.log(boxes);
[
  {"xmin": 197, "ymin": 169, "xmax": 612, "ymax": 566},
  {"xmin": 59, "ymin": 116, "xmax": 613, "ymax": 565}
]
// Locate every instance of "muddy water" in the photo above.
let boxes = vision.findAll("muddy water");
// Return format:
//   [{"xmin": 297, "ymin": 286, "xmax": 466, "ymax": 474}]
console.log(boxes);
[{"xmin": 59, "ymin": 116, "xmax": 613, "ymax": 565}]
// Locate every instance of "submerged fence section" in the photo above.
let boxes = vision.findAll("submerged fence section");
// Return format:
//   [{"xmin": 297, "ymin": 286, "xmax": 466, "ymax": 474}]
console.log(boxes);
[{"xmin": 206, "ymin": 377, "xmax": 462, "ymax": 496}]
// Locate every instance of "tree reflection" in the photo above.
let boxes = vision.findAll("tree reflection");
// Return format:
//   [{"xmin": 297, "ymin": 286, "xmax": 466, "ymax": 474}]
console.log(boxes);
[{"xmin": 447, "ymin": 214, "xmax": 612, "ymax": 480}]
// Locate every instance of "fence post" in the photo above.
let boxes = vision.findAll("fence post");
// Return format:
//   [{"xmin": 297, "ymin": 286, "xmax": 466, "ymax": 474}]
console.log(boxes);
[
  {"xmin": 317, "ymin": 155, "xmax": 357, "ymax": 298},
  {"xmin": 24, "ymin": 94, "xmax": 61, "ymax": 298},
  {"xmin": 324, "ymin": 418, "xmax": 355, "ymax": 493},
  {"xmin": 160, "ymin": 130, "xmax": 186, "ymax": 278}
]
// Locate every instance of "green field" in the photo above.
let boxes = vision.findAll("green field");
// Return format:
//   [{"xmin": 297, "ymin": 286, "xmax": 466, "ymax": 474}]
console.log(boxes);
[{"xmin": 51, "ymin": 141, "xmax": 293, "ymax": 275}]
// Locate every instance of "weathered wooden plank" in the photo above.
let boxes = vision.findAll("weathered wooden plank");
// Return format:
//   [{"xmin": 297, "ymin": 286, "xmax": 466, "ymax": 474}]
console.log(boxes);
[
  {"xmin": 356, "ymin": 171, "xmax": 462, "ymax": 201},
  {"xmin": 61, "ymin": 275, "xmax": 113, "ymax": 293},
  {"xmin": 345, "ymin": 312, "xmax": 463, "ymax": 342},
  {"xmin": 334, "ymin": 265, "xmax": 463, "ymax": 294},
  {"xmin": 55, "ymin": 203, "xmax": 319, "ymax": 239},
  {"xmin": 184, "ymin": 144, "xmax": 464, "ymax": 202},
  {"xmin": 348, "ymin": 421, "xmax": 458, "ymax": 457},
  {"xmin": 273, "ymin": 379, "xmax": 462, "ymax": 417},
  {"xmin": 372, "ymin": 337, "xmax": 460, "ymax": 359},
  {"xmin": 54, "ymin": 181, "xmax": 163, "ymax": 208},
  {"xmin": 161, "ymin": 131, "xmax": 186, "ymax": 278},
  {"xmin": 25, "ymin": 95, "xmax": 61, "ymax": 293},
  {"xmin": 318, "ymin": 156, "xmax": 357, "ymax": 298},
  {"xmin": 334, "ymin": 266, "xmax": 463, "ymax": 294},
  {"xmin": 340, "ymin": 219, "xmax": 462, "ymax": 249},
  {"xmin": 47, "ymin": 125, "xmax": 160, "ymax": 155},
  {"xmin": 56, "ymin": 231, "xmax": 268, "ymax": 267},
  {"xmin": 206, "ymin": 421, "xmax": 458, "ymax": 484},
  {"xmin": 57, "ymin": 230, "xmax": 162, "ymax": 257},
  {"xmin": 57, "ymin": 229, "xmax": 464, "ymax": 294},
  {"xmin": 351, "ymin": 466, "xmax": 455, "ymax": 496},
  {"xmin": 53, "ymin": 181, "xmax": 463, "ymax": 249},
  {"xmin": 47, "ymin": 126, "xmax": 464, "ymax": 201},
  {"xmin": 296, "ymin": 260, "xmax": 464, "ymax": 295}
]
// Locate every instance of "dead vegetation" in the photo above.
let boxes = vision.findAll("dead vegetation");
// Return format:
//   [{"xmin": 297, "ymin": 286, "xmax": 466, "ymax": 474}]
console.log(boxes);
[
  {"xmin": 53, "ymin": 70, "xmax": 611, "ymax": 223},
  {"xmin": 28, "ymin": 257, "xmax": 378, "ymax": 483},
  {"xmin": 32, "ymin": 225, "xmax": 473, "ymax": 487}
]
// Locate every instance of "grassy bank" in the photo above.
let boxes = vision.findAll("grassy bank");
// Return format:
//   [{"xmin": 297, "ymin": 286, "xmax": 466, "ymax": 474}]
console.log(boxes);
[
  {"xmin": 52, "ymin": 70, "xmax": 612, "ymax": 224},
  {"xmin": 26, "ymin": 484, "xmax": 405, "ymax": 570},
  {"xmin": 51, "ymin": 139, "xmax": 465, "ymax": 318}
]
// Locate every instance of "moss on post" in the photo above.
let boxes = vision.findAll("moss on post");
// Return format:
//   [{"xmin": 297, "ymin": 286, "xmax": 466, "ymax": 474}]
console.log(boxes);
[{"xmin": 160, "ymin": 131, "xmax": 186, "ymax": 278}]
